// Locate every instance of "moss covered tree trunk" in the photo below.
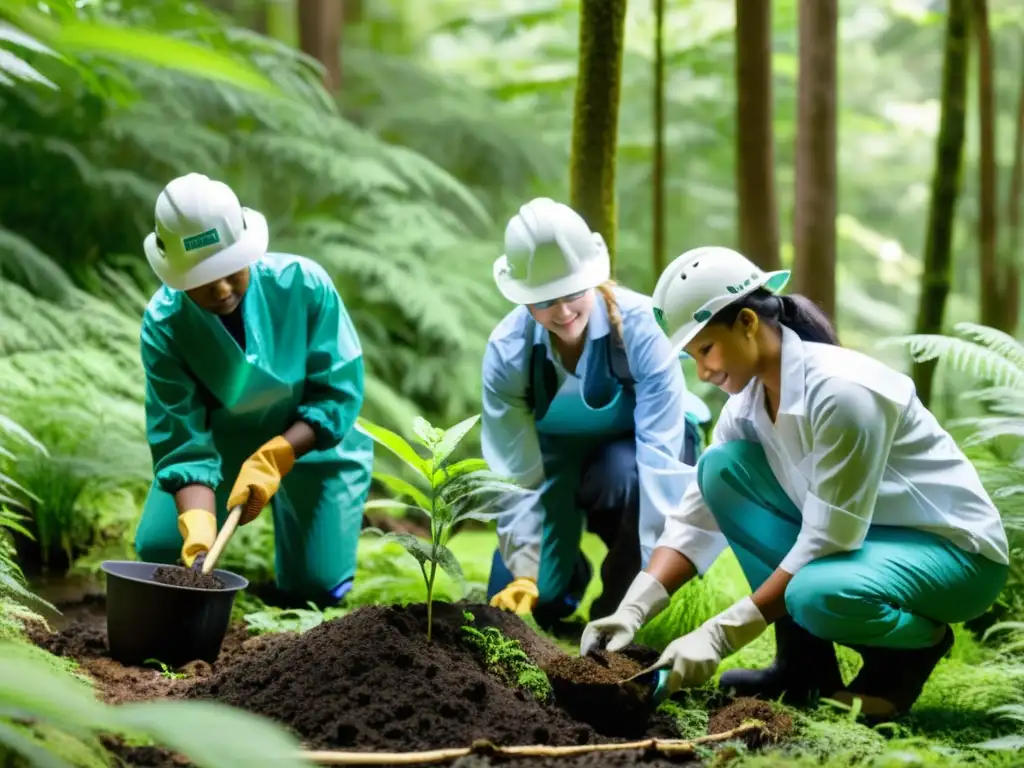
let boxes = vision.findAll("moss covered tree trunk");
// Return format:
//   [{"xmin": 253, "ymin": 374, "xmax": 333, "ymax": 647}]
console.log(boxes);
[
  {"xmin": 735, "ymin": 0, "xmax": 781, "ymax": 271},
  {"xmin": 911, "ymin": 0, "xmax": 969, "ymax": 408},
  {"xmin": 298, "ymin": 0, "xmax": 344, "ymax": 94},
  {"xmin": 652, "ymin": 0, "xmax": 666, "ymax": 281},
  {"xmin": 569, "ymin": 0, "xmax": 628, "ymax": 269},
  {"xmin": 791, "ymin": 0, "xmax": 837, "ymax": 320}
]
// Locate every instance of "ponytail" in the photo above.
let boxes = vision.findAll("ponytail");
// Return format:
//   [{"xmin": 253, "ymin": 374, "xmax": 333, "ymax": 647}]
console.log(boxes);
[
  {"xmin": 595, "ymin": 281, "xmax": 625, "ymax": 347},
  {"xmin": 709, "ymin": 288, "xmax": 839, "ymax": 346}
]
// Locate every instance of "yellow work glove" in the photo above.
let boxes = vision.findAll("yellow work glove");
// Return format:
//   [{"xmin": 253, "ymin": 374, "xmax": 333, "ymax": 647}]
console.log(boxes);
[
  {"xmin": 489, "ymin": 577, "xmax": 539, "ymax": 615},
  {"xmin": 228, "ymin": 435, "xmax": 296, "ymax": 524},
  {"xmin": 178, "ymin": 508, "xmax": 217, "ymax": 567}
]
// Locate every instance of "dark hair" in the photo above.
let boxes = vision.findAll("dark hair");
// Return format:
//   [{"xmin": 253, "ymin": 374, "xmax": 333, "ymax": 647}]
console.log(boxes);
[{"xmin": 709, "ymin": 288, "xmax": 839, "ymax": 345}]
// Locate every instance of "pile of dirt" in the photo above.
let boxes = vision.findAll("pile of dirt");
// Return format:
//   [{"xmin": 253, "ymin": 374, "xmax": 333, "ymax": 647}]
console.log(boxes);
[
  {"xmin": 151, "ymin": 565, "xmax": 226, "ymax": 590},
  {"xmin": 185, "ymin": 602, "xmax": 601, "ymax": 752}
]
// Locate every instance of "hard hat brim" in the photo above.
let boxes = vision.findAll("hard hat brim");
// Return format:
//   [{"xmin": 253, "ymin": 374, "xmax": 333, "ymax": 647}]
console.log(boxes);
[
  {"xmin": 665, "ymin": 269, "xmax": 791, "ymax": 355},
  {"xmin": 144, "ymin": 208, "xmax": 269, "ymax": 291},
  {"xmin": 492, "ymin": 251, "xmax": 610, "ymax": 305}
]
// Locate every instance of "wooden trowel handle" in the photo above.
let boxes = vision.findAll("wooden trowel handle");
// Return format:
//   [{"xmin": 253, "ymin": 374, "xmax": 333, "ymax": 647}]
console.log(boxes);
[{"xmin": 202, "ymin": 505, "xmax": 242, "ymax": 574}]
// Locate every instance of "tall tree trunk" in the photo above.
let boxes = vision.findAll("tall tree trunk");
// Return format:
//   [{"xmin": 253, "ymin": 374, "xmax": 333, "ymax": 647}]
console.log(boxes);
[
  {"xmin": 791, "ymin": 0, "xmax": 837, "ymax": 319},
  {"xmin": 735, "ymin": 0, "xmax": 781, "ymax": 271},
  {"xmin": 973, "ymin": 0, "xmax": 1001, "ymax": 330},
  {"xmin": 652, "ymin": 0, "xmax": 666, "ymax": 282},
  {"xmin": 911, "ymin": 0, "xmax": 969, "ymax": 408},
  {"xmin": 1000, "ymin": 59, "xmax": 1024, "ymax": 334},
  {"xmin": 569, "ymin": 0, "xmax": 628, "ymax": 270},
  {"xmin": 298, "ymin": 0, "xmax": 344, "ymax": 94}
]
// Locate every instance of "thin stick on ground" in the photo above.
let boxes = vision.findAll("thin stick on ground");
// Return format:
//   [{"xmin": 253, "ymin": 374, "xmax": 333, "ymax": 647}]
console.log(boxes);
[{"xmin": 299, "ymin": 721, "xmax": 766, "ymax": 765}]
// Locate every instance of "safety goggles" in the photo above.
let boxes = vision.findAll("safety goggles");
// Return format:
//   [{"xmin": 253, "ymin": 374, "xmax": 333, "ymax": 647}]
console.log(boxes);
[{"xmin": 530, "ymin": 289, "xmax": 588, "ymax": 310}]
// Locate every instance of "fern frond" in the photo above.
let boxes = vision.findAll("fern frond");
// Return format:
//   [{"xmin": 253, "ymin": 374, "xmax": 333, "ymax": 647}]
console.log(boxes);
[
  {"xmin": 0, "ymin": 225, "xmax": 72, "ymax": 301},
  {"xmin": 951, "ymin": 322, "xmax": 1024, "ymax": 372},
  {"xmin": 951, "ymin": 417, "xmax": 1024, "ymax": 447},
  {"xmin": 883, "ymin": 334, "xmax": 1024, "ymax": 389}
]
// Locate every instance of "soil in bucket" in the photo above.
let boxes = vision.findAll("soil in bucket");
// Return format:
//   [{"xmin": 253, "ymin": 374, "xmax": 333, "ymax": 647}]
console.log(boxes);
[
  {"xmin": 544, "ymin": 645, "xmax": 663, "ymax": 738},
  {"xmin": 151, "ymin": 565, "xmax": 226, "ymax": 591}
]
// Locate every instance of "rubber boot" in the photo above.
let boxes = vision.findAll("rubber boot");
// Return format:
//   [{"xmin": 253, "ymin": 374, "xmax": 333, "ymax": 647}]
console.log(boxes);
[
  {"xmin": 717, "ymin": 615, "xmax": 844, "ymax": 705},
  {"xmin": 837, "ymin": 624, "xmax": 954, "ymax": 721}
]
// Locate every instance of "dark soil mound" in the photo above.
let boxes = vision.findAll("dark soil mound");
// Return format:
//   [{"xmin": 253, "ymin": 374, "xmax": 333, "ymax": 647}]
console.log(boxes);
[
  {"xmin": 186, "ymin": 601, "xmax": 600, "ymax": 752},
  {"xmin": 151, "ymin": 565, "xmax": 226, "ymax": 590}
]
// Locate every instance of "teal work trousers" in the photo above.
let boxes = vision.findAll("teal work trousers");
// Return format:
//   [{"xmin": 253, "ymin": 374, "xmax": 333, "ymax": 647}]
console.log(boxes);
[
  {"xmin": 699, "ymin": 441, "xmax": 1008, "ymax": 649},
  {"xmin": 134, "ymin": 437, "xmax": 370, "ymax": 602}
]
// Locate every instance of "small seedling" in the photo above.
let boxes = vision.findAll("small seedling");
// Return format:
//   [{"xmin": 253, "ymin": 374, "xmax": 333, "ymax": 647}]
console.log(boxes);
[
  {"xmin": 144, "ymin": 658, "xmax": 186, "ymax": 679},
  {"xmin": 357, "ymin": 414, "xmax": 532, "ymax": 642}
]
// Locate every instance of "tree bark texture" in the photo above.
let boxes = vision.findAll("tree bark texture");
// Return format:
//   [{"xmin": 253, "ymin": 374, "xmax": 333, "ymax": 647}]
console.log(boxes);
[
  {"xmin": 652, "ymin": 0, "xmax": 666, "ymax": 281},
  {"xmin": 735, "ymin": 0, "xmax": 781, "ymax": 271},
  {"xmin": 298, "ymin": 0, "xmax": 344, "ymax": 94},
  {"xmin": 792, "ymin": 0, "xmax": 837, "ymax": 320},
  {"xmin": 999, "ymin": 59, "xmax": 1024, "ymax": 334},
  {"xmin": 569, "ymin": 0, "xmax": 628, "ymax": 270},
  {"xmin": 911, "ymin": 0, "xmax": 969, "ymax": 408},
  {"xmin": 973, "ymin": 0, "xmax": 1002, "ymax": 330}
]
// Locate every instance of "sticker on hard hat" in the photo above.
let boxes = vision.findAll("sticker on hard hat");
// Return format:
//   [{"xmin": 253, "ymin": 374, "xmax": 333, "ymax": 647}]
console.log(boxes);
[{"xmin": 183, "ymin": 228, "xmax": 221, "ymax": 252}]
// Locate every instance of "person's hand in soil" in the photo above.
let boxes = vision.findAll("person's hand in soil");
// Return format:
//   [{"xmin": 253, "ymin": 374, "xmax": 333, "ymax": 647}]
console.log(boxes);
[
  {"xmin": 654, "ymin": 596, "xmax": 767, "ymax": 694},
  {"xmin": 178, "ymin": 508, "xmax": 217, "ymax": 567},
  {"xmin": 228, "ymin": 435, "xmax": 297, "ymax": 524},
  {"xmin": 580, "ymin": 571, "xmax": 670, "ymax": 656},
  {"xmin": 489, "ymin": 577, "xmax": 538, "ymax": 614}
]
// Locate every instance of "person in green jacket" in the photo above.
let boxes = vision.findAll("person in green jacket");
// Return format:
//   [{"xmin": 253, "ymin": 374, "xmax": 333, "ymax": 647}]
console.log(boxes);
[{"xmin": 133, "ymin": 172, "xmax": 373, "ymax": 606}]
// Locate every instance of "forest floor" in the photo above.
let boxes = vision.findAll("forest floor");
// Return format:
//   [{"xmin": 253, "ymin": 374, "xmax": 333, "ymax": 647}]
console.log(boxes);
[
  {"xmin": 18, "ymin": 532, "xmax": 1024, "ymax": 767},
  {"xmin": 26, "ymin": 592, "xmax": 792, "ymax": 767}
]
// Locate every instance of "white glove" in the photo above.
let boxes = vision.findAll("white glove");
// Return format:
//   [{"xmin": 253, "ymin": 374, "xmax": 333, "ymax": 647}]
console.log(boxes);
[
  {"xmin": 656, "ymin": 596, "xmax": 767, "ymax": 694},
  {"xmin": 580, "ymin": 571, "xmax": 670, "ymax": 656}
]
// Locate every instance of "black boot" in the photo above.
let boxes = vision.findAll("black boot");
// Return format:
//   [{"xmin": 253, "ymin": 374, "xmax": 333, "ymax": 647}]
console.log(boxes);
[
  {"xmin": 839, "ymin": 624, "xmax": 954, "ymax": 720},
  {"xmin": 717, "ymin": 615, "xmax": 844, "ymax": 705}
]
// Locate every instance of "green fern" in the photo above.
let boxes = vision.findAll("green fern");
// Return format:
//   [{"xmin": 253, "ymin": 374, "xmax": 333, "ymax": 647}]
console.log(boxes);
[{"xmin": 887, "ymin": 323, "xmax": 1024, "ymax": 535}]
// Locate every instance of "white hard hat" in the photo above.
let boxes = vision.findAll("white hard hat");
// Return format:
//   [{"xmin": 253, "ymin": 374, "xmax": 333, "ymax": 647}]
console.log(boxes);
[
  {"xmin": 652, "ymin": 246, "xmax": 790, "ymax": 353},
  {"xmin": 492, "ymin": 197, "xmax": 610, "ymax": 305},
  {"xmin": 143, "ymin": 173, "xmax": 269, "ymax": 291}
]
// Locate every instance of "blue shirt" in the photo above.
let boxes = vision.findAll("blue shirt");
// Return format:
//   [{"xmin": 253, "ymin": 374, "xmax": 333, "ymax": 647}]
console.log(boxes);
[{"xmin": 481, "ymin": 285, "xmax": 702, "ymax": 579}]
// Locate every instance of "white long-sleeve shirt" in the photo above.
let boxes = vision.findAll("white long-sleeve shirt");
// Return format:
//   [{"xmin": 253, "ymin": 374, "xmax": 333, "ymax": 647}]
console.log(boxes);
[{"xmin": 658, "ymin": 326, "xmax": 1009, "ymax": 575}]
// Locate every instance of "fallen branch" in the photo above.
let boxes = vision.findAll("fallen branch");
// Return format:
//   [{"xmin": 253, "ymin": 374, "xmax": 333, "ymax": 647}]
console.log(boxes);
[{"xmin": 299, "ymin": 721, "xmax": 765, "ymax": 765}]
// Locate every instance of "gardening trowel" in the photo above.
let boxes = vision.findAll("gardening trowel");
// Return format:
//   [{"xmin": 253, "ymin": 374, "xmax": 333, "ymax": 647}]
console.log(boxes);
[{"xmin": 190, "ymin": 505, "xmax": 243, "ymax": 575}]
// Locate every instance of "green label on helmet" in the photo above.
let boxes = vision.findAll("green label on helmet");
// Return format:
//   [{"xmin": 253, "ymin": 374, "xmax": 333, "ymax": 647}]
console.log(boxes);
[
  {"xmin": 183, "ymin": 228, "xmax": 221, "ymax": 252},
  {"xmin": 653, "ymin": 307, "xmax": 668, "ymax": 334},
  {"xmin": 693, "ymin": 309, "xmax": 712, "ymax": 322}
]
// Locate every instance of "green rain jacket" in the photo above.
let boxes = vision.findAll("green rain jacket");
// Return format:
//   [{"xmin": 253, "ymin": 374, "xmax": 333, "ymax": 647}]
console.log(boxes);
[{"xmin": 140, "ymin": 252, "xmax": 368, "ymax": 492}]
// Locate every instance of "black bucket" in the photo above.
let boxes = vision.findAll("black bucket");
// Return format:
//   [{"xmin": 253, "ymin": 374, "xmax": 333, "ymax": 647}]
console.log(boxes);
[{"xmin": 101, "ymin": 560, "xmax": 248, "ymax": 668}]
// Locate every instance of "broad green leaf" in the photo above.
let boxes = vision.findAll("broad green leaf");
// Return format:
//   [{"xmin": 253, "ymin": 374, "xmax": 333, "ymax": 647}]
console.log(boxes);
[
  {"xmin": 432, "ymin": 413, "xmax": 480, "ymax": 467},
  {"xmin": 0, "ymin": 720, "xmax": 73, "ymax": 768},
  {"xmin": 115, "ymin": 700, "xmax": 306, "ymax": 768},
  {"xmin": 412, "ymin": 416, "xmax": 442, "ymax": 449},
  {"xmin": 363, "ymin": 499, "xmax": 428, "ymax": 518},
  {"xmin": 356, "ymin": 417, "xmax": 428, "ymax": 477},
  {"xmin": 372, "ymin": 472, "xmax": 432, "ymax": 511},
  {"xmin": 370, "ymin": 531, "xmax": 433, "ymax": 568},
  {"xmin": 0, "ymin": 642, "xmax": 113, "ymax": 734},
  {"xmin": 434, "ymin": 543, "xmax": 466, "ymax": 596},
  {"xmin": 432, "ymin": 457, "xmax": 488, "ymax": 487}
]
